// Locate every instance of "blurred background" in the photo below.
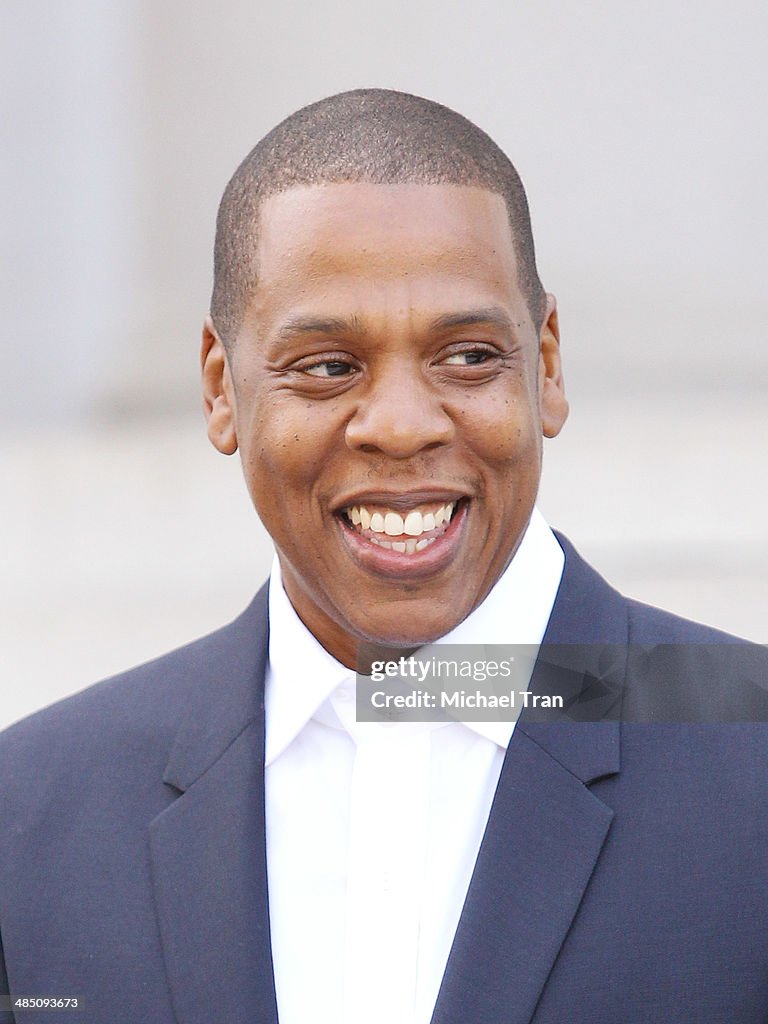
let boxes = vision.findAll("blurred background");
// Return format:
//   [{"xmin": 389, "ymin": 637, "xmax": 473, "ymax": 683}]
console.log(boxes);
[{"xmin": 2, "ymin": 0, "xmax": 766, "ymax": 729}]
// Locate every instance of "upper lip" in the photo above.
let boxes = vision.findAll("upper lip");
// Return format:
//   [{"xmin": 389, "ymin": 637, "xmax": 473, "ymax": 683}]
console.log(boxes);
[{"xmin": 331, "ymin": 488, "xmax": 471, "ymax": 513}]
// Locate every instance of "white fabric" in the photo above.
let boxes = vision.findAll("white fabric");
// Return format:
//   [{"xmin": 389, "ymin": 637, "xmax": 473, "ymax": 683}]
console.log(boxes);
[{"xmin": 264, "ymin": 508, "xmax": 564, "ymax": 1024}]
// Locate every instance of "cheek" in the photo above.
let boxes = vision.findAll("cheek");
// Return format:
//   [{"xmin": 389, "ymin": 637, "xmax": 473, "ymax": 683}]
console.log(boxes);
[
  {"xmin": 238, "ymin": 396, "xmax": 335, "ymax": 511},
  {"xmin": 459, "ymin": 389, "xmax": 542, "ymax": 467}
]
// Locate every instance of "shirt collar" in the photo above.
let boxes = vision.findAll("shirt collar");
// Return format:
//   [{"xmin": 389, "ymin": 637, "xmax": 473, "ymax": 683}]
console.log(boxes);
[
  {"xmin": 430, "ymin": 507, "xmax": 564, "ymax": 746},
  {"xmin": 265, "ymin": 507, "xmax": 564, "ymax": 764},
  {"xmin": 265, "ymin": 564, "xmax": 353, "ymax": 765}
]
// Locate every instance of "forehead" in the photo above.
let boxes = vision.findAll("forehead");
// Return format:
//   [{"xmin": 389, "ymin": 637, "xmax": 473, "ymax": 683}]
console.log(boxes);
[
  {"xmin": 248, "ymin": 183, "xmax": 524, "ymax": 325},
  {"xmin": 257, "ymin": 182, "xmax": 513, "ymax": 252}
]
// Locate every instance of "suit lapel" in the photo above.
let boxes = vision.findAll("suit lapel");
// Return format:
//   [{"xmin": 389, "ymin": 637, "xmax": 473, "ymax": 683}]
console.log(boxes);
[
  {"xmin": 431, "ymin": 729, "xmax": 615, "ymax": 1024},
  {"xmin": 148, "ymin": 587, "xmax": 279, "ymax": 1024},
  {"xmin": 432, "ymin": 535, "xmax": 627, "ymax": 1024}
]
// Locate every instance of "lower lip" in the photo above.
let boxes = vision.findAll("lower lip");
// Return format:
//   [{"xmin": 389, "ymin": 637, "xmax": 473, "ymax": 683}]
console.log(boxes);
[{"xmin": 336, "ymin": 501, "xmax": 469, "ymax": 580}]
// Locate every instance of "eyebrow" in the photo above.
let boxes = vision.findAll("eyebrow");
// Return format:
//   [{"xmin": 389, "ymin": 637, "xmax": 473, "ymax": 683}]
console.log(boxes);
[
  {"xmin": 429, "ymin": 307, "xmax": 516, "ymax": 333},
  {"xmin": 277, "ymin": 315, "xmax": 362, "ymax": 338},
  {"xmin": 275, "ymin": 306, "xmax": 516, "ymax": 339}
]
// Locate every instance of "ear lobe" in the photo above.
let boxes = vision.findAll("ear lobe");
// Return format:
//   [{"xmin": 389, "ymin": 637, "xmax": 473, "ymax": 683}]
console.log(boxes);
[
  {"xmin": 541, "ymin": 378, "xmax": 569, "ymax": 438},
  {"xmin": 201, "ymin": 316, "xmax": 238, "ymax": 455},
  {"xmin": 538, "ymin": 294, "xmax": 569, "ymax": 439}
]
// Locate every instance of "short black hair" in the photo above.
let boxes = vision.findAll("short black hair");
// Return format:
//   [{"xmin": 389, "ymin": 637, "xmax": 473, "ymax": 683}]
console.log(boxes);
[{"xmin": 211, "ymin": 89, "xmax": 545, "ymax": 345}]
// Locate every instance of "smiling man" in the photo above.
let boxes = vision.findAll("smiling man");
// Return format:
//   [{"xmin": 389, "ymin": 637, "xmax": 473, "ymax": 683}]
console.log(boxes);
[{"xmin": 2, "ymin": 90, "xmax": 768, "ymax": 1024}]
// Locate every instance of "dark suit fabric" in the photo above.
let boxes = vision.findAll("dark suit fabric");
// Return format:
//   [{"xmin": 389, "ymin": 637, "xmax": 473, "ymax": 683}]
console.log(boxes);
[{"xmin": 1, "ymin": 535, "xmax": 768, "ymax": 1023}]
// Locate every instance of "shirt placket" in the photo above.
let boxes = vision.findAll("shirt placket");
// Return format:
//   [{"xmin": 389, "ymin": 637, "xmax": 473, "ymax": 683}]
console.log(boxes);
[{"xmin": 342, "ymin": 725, "xmax": 431, "ymax": 1024}]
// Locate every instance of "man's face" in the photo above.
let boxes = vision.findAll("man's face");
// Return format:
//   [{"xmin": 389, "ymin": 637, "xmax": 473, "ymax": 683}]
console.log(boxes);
[{"xmin": 203, "ymin": 183, "xmax": 568, "ymax": 667}]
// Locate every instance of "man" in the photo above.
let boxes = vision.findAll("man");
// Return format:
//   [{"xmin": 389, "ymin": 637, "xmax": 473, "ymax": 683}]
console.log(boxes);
[{"xmin": 1, "ymin": 89, "xmax": 767, "ymax": 1023}]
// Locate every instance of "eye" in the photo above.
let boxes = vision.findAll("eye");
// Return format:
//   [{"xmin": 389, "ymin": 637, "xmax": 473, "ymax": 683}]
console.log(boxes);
[
  {"xmin": 304, "ymin": 359, "xmax": 356, "ymax": 378},
  {"xmin": 441, "ymin": 348, "xmax": 496, "ymax": 366}
]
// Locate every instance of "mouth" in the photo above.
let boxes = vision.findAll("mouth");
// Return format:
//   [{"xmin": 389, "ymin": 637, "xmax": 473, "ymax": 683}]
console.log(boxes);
[
  {"xmin": 334, "ymin": 494, "xmax": 470, "ymax": 578},
  {"xmin": 343, "ymin": 499, "xmax": 459, "ymax": 551}
]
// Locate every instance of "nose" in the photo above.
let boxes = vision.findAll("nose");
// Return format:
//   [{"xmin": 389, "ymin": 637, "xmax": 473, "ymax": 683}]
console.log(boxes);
[{"xmin": 344, "ymin": 364, "xmax": 454, "ymax": 458}]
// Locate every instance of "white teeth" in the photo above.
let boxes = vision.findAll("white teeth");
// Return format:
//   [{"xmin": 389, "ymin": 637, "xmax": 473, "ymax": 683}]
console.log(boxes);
[
  {"xmin": 368, "ymin": 536, "xmax": 433, "ymax": 554},
  {"xmin": 384, "ymin": 512, "xmax": 405, "ymax": 536},
  {"xmin": 403, "ymin": 510, "xmax": 423, "ymax": 536},
  {"xmin": 434, "ymin": 503, "xmax": 455, "ymax": 527},
  {"xmin": 345, "ymin": 500, "xmax": 459, "ymax": 545}
]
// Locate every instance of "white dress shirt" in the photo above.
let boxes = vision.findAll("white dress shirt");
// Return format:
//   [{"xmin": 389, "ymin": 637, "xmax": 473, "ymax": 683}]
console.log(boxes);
[{"xmin": 264, "ymin": 508, "xmax": 564, "ymax": 1024}]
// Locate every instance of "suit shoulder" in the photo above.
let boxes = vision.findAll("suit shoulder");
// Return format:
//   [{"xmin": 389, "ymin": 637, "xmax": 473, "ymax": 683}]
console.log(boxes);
[
  {"xmin": 551, "ymin": 531, "xmax": 754, "ymax": 647},
  {"xmin": 2, "ymin": 626, "xmax": 218, "ymax": 750},
  {"xmin": 0, "ymin": 588, "xmax": 268, "ymax": 780},
  {"xmin": 625, "ymin": 596, "xmax": 751, "ymax": 644}
]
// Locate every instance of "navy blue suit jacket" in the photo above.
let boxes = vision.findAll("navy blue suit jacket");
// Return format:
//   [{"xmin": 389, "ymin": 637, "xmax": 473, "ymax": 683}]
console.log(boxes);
[{"xmin": 2, "ymin": 535, "xmax": 768, "ymax": 1023}]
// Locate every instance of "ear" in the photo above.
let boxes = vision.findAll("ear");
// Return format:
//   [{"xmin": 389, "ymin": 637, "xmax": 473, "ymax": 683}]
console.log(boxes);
[
  {"xmin": 201, "ymin": 316, "xmax": 238, "ymax": 455},
  {"xmin": 538, "ymin": 293, "xmax": 569, "ymax": 439}
]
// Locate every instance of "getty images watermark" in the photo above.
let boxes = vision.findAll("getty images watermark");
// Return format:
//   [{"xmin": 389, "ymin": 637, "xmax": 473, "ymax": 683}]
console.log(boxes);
[
  {"xmin": 356, "ymin": 644, "xmax": 554, "ymax": 723},
  {"xmin": 354, "ymin": 643, "xmax": 768, "ymax": 723},
  {"xmin": 367, "ymin": 652, "xmax": 555, "ymax": 712}
]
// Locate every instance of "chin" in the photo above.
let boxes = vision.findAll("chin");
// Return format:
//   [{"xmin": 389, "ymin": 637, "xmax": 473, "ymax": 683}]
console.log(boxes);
[{"xmin": 352, "ymin": 611, "xmax": 466, "ymax": 651}]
